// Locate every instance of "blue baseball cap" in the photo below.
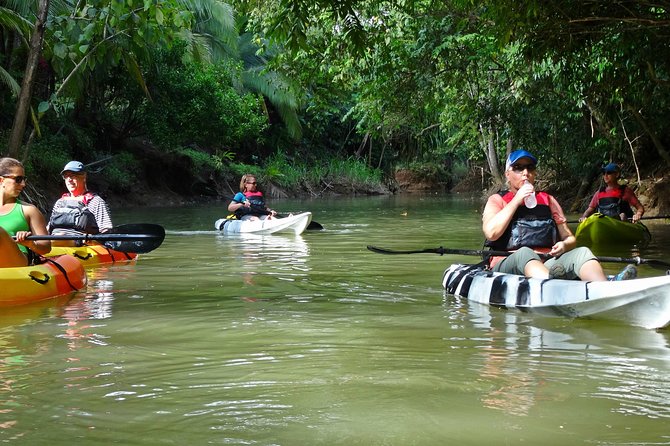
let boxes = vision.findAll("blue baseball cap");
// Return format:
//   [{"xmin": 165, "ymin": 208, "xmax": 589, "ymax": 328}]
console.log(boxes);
[
  {"xmin": 60, "ymin": 160, "xmax": 85, "ymax": 175},
  {"xmin": 601, "ymin": 162, "xmax": 620, "ymax": 173},
  {"xmin": 505, "ymin": 150, "xmax": 538, "ymax": 170}
]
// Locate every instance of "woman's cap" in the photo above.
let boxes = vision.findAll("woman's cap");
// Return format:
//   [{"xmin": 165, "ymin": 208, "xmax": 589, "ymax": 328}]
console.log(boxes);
[
  {"xmin": 601, "ymin": 162, "xmax": 620, "ymax": 173},
  {"xmin": 61, "ymin": 160, "xmax": 85, "ymax": 175},
  {"xmin": 505, "ymin": 149, "xmax": 538, "ymax": 170}
]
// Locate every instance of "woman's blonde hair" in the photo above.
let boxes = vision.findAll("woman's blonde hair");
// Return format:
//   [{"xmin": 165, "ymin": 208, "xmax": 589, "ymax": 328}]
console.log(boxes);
[{"xmin": 239, "ymin": 174, "xmax": 257, "ymax": 191}]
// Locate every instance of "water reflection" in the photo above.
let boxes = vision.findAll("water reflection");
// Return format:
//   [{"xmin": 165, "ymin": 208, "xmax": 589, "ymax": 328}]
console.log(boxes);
[
  {"xmin": 212, "ymin": 233, "xmax": 311, "ymax": 301},
  {"xmin": 458, "ymin": 298, "xmax": 670, "ymax": 419}
]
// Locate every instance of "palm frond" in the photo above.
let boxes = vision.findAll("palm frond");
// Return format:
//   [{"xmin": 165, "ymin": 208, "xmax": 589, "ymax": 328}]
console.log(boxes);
[
  {"xmin": 0, "ymin": 65, "xmax": 21, "ymax": 96},
  {"xmin": 0, "ymin": 5, "xmax": 33, "ymax": 39},
  {"xmin": 242, "ymin": 68, "xmax": 302, "ymax": 139}
]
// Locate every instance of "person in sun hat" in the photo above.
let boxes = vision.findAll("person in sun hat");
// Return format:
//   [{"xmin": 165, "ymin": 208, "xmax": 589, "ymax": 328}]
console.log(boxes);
[
  {"xmin": 579, "ymin": 162, "xmax": 645, "ymax": 224},
  {"xmin": 47, "ymin": 160, "xmax": 113, "ymax": 246},
  {"xmin": 0, "ymin": 157, "xmax": 51, "ymax": 266},
  {"xmin": 481, "ymin": 149, "xmax": 636, "ymax": 281}
]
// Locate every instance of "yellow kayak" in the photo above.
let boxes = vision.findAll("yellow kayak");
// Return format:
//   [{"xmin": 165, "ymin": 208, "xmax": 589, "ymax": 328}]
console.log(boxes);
[
  {"xmin": 0, "ymin": 255, "xmax": 87, "ymax": 306},
  {"xmin": 47, "ymin": 244, "xmax": 138, "ymax": 267}
]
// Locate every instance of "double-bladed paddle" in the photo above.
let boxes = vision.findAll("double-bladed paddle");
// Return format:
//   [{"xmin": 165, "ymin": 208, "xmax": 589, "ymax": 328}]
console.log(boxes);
[
  {"xmin": 25, "ymin": 223, "xmax": 166, "ymax": 254},
  {"xmin": 567, "ymin": 214, "xmax": 670, "ymax": 224},
  {"xmin": 366, "ymin": 245, "xmax": 670, "ymax": 269}
]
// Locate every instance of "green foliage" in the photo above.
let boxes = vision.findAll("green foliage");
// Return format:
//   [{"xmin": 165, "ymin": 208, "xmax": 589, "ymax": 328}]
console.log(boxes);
[
  {"xmin": 24, "ymin": 133, "xmax": 74, "ymax": 178},
  {"xmin": 262, "ymin": 151, "xmax": 306, "ymax": 186},
  {"xmin": 44, "ymin": 0, "xmax": 193, "ymax": 102},
  {"xmin": 228, "ymin": 162, "xmax": 263, "ymax": 181},
  {"xmin": 245, "ymin": 0, "xmax": 670, "ymax": 195},
  {"xmin": 104, "ymin": 152, "xmax": 142, "ymax": 194},
  {"xmin": 173, "ymin": 146, "xmax": 234, "ymax": 172},
  {"xmin": 323, "ymin": 157, "xmax": 382, "ymax": 185},
  {"xmin": 141, "ymin": 48, "xmax": 268, "ymax": 151},
  {"xmin": 5, "ymin": 0, "xmax": 670, "ymax": 203},
  {"xmin": 230, "ymin": 150, "xmax": 382, "ymax": 191},
  {"xmin": 264, "ymin": 151, "xmax": 381, "ymax": 187}
]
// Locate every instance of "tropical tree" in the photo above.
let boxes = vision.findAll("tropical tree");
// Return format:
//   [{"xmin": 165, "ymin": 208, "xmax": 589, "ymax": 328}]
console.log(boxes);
[{"xmin": 6, "ymin": 0, "xmax": 48, "ymax": 158}]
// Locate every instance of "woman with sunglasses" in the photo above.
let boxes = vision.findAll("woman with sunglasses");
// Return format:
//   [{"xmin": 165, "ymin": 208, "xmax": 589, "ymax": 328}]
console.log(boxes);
[
  {"xmin": 228, "ymin": 174, "xmax": 277, "ymax": 221},
  {"xmin": 48, "ymin": 160, "xmax": 114, "ymax": 246},
  {"xmin": 579, "ymin": 162, "xmax": 644, "ymax": 223},
  {"xmin": 0, "ymin": 157, "xmax": 51, "ymax": 267},
  {"xmin": 481, "ymin": 150, "xmax": 635, "ymax": 281}
]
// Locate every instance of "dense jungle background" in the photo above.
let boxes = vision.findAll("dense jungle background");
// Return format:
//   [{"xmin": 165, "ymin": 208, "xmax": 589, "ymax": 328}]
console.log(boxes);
[{"xmin": 2, "ymin": 0, "xmax": 670, "ymax": 215}]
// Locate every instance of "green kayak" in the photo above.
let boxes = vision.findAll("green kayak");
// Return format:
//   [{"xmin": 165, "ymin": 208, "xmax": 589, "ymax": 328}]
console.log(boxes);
[{"xmin": 575, "ymin": 213, "xmax": 651, "ymax": 247}]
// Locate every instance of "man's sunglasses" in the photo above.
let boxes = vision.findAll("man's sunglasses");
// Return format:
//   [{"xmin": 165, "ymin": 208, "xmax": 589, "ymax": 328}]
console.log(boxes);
[
  {"xmin": 2, "ymin": 175, "xmax": 27, "ymax": 184},
  {"xmin": 510, "ymin": 163, "xmax": 536, "ymax": 173}
]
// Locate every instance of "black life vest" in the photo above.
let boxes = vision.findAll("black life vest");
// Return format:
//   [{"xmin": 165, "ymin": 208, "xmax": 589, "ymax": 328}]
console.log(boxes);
[
  {"xmin": 485, "ymin": 190, "xmax": 558, "ymax": 251},
  {"xmin": 234, "ymin": 191, "xmax": 270, "ymax": 219},
  {"xmin": 49, "ymin": 192, "xmax": 99, "ymax": 234},
  {"xmin": 597, "ymin": 185, "xmax": 634, "ymax": 218}
]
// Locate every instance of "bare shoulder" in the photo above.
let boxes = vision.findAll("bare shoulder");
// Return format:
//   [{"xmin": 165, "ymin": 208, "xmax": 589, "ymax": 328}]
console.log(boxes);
[
  {"xmin": 21, "ymin": 203, "xmax": 46, "ymax": 222},
  {"xmin": 483, "ymin": 193, "xmax": 504, "ymax": 210},
  {"xmin": 21, "ymin": 202, "xmax": 39, "ymax": 213}
]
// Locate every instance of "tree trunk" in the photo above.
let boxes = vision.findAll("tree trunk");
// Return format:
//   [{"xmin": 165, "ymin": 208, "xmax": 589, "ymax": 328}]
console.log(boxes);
[
  {"xmin": 627, "ymin": 105, "xmax": 670, "ymax": 166},
  {"xmin": 480, "ymin": 123, "xmax": 501, "ymax": 185},
  {"xmin": 7, "ymin": 0, "xmax": 50, "ymax": 159}
]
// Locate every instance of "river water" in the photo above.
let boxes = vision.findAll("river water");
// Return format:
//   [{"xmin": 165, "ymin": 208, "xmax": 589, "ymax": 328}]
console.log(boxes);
[{"xmin": 2, "ymin": 194, "xmax": 670, "ymax": 445}]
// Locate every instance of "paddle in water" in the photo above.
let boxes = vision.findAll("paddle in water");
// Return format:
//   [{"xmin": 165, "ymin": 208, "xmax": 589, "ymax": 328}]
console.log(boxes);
[
  {"xmin": 25, "ymin": 223, "xmax": 166, "ymax": 254},
  {"xmin": 366, "ymin": 245, "xmax": 670, "ymax": 269}
]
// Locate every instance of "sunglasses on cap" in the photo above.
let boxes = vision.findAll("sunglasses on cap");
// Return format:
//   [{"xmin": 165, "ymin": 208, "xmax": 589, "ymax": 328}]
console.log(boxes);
[
  {"xmin": 510, "ymin": 163, "xmax": 536, "ymax": 173},
  {"xmin": 2, "ymin": 175, "xmax": 27, "ymax": 184}
]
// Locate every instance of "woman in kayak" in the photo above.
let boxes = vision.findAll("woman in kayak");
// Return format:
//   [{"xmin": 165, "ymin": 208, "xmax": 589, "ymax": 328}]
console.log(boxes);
[
  {"xmin": 228, "ymin": 174, "xmax": 277, "ymax": 221},
  {"xmin": 482, "ymin": 150, "xmax": 636, "ymax": 281},
  {"xmin": 0, "ymin": 157, "xmax": 51, "ymax": 267},
  {"xmin": 579, "ymin": 162, "xmax": 645, "ymax": 223}
]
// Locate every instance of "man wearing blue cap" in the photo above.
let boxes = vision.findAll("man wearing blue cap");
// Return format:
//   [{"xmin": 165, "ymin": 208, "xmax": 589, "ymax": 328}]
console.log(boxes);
[
  {"xmin": 579, "ymin": 162, "xmax": 645, "ymax": 223},
  {"xmin": 47, "ymin": 160, "xmax": 113, "ymax": 245},
  {"xmin": 482, "ymin": 149, "xmax": 636, "ymax": 281}
]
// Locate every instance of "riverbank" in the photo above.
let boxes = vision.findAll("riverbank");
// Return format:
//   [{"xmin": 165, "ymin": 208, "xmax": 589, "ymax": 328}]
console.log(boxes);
[{"xmin": 30, "ymin": 160, "xmax": 670, "ymax": 219}]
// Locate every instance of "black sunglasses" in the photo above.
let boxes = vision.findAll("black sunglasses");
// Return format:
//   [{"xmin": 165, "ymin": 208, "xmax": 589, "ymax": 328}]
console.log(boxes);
[
  {"xmin": 246, "ymin": 181, "xmax": 257, "ymax": 185},
  {"xmin": 2, "ymin": 175, "xmax": 27, "ymax": 184},
  {"xmin": 511, "ymin": 163, "xmax": 536, "ymax": 173}
]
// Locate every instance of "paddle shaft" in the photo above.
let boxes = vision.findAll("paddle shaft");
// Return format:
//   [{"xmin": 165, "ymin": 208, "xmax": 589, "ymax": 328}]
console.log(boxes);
[
  {"xmin": 27, "ymin": 233, "xmax": 158, "ymax": 241},
  {"xmin": 22, "ymin": 223, "xmax": 166, "ymax": 254},
  {"xmin": 366, "ymin": 245, "xmax": 670, "ymax": 268},
  {"xmin": 567, "ymin": 214, "xmax": 670, "ymax": 224}
]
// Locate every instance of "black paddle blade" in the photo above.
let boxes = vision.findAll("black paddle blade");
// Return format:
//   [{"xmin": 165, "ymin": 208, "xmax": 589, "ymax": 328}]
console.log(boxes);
[
  {"xmin": 103, "ymin": 224, "xmax": 166, "ymax": 254},
  {"xmin": 307, "ymin": 220, "xmax": 324, "ymax": 230}
]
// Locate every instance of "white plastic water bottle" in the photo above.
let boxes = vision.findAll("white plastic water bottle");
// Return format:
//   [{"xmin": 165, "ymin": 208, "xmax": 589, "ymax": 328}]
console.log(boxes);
[{"xmin": 524, "ymin": 180, "xmax": 537, "ymax": 208}]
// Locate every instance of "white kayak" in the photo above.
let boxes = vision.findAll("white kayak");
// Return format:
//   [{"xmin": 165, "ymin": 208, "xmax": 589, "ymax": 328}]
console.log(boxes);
[
  {"xmin": 442, "ymin": 263, "xmax": 670, "ymax": 329},
  {"xmin": 215, "ymin": 212, "xmax": 312, "ymax": 235}
]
